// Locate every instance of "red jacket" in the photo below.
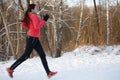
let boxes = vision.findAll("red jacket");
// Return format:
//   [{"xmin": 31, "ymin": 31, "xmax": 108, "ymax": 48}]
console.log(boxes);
[{"xmin": 21, "ymin": 13, "xmax": 46, "ymax": 38}]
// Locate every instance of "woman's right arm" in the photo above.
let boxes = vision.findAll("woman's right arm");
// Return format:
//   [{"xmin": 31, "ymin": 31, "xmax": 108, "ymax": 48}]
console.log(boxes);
[{"xmin": 21, "ymin": 22, "xmax": 29, "ymax": 30}]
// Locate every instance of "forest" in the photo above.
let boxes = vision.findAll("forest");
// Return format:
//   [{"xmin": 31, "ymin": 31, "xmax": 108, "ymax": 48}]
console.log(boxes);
[{"xmin": 0, "ymin": 0, "xmax": 120, "ymax": 60}]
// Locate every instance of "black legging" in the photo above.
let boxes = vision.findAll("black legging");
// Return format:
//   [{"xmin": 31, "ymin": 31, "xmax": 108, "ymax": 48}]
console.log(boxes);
[{"xmin": 10, "ymin": 36, "xmax": 51, "ymax": 74}]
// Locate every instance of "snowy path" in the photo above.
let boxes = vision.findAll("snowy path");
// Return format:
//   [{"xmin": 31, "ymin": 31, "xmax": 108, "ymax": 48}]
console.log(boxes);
[
  {"xmin": 0, "ymin": 62, "xmax": 120, "ymax": 80},
  {"xmin": 58, "ymin": 64, "xmax": 120, "ymax": 80},
  {"xmin": 1, "ymin": 55, "xmax": 120, "ymax": 80},
  {"xmin": 0, "ymin": 46, "xmax": 120, "ymax": 80}
]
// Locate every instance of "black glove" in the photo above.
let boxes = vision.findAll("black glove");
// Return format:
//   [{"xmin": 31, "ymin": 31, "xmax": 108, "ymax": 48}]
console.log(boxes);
[{"xmin": 43, "ymin": 14, "xmax": 49, "ymax": 21}]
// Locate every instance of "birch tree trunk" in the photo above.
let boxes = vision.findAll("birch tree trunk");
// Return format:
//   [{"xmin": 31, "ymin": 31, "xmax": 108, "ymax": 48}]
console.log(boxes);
[
  {"xmin": 55, "ymin": 0, "xmax": 63, "ymax": 57},
  {"xmin": 75, "ymin": 0, "xmax": 85, "ymax": 48},
  {"xmin": 52, "ymin": 0, "xmax": 58, "ymax": 57},
  {"xmin": 15, "ymin": 0, "xmax": 23, "ymax": 58},
  {"xmin": 106, "ymin": 0, "xmax": 112, "ymax": 54},
  {"xmin": 106, "ymin": 0, "xmax": 110, "ymax": 46}
]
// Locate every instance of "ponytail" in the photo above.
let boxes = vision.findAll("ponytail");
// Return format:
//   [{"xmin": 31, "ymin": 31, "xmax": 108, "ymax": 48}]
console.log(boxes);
[{"xmin": 22, "ymin": 4, "xmax": 36, "ymax": 26}]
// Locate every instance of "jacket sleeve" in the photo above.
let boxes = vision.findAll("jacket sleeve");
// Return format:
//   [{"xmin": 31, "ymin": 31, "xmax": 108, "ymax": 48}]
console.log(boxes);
[
  {"xmin": 21, "ymin": 22, "xmax": 29, "ymax": 30},
  {"xmin": 31, "ymin": 14, "xmax": 46, "ymax": 29},
  {"xmin": 39, "ymin": 20, "xmax": 46, "ymax": 28}
]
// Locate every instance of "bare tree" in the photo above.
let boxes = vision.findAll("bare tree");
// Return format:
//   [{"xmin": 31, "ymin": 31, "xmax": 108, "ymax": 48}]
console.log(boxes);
[
  {"xmin": 36, "ymin": 0, "xmax": 73, "ymax": 57},
  {"xmin": 106, "ymin": 0, "xmax": 110, "ymax": 46},
  {"xmin": 0, "ymin": 10, "xmax": 16, "ymax": 59},
  {"xmin": 15, "ymin": 0, "xmax": 24, "ymax": 58},
  {"xmin": 93, "ymin": 0, "xmax": 100, "ymax": 33},
  {"xmin": 46, "ymin": 0, "xmax": 58, "ymax": 57},
  {"xmin": 26, "ymin": 0, "xmax": 30, "ymax": 6},
  {"xmin": 18, "ymin": 0, "xmax": 24, "ymax": 11},
  {"xmin": 75, "ymin": 0, "xmax": 85, "ymax": 48},
  {"xmin": 56, "ymin": 0, "xmax": 63, "ymax": 57}
]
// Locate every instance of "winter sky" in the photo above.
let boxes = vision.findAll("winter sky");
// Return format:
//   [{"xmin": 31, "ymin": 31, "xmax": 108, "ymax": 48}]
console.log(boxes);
[{"xmin": 66, "ymin": 0, "xmax": 99, "ymax": 7}]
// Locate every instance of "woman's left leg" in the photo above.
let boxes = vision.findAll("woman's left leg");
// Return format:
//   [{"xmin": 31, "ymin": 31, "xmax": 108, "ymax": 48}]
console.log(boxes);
[{"xmin": 34, "ymin": 39, "xmax": 51, "ymax": 75}]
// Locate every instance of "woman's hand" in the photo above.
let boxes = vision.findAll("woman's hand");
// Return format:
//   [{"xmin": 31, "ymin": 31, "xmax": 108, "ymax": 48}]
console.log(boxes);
[{"xmin": 43, "ymin": 14, "xmax": 49, "ymax": 21}]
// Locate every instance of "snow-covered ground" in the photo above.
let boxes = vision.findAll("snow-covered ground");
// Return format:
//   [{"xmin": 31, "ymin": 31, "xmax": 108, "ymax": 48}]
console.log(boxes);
[{"xmin": 0, "ymin": 46, "xmax": 120, "ymax": 80}]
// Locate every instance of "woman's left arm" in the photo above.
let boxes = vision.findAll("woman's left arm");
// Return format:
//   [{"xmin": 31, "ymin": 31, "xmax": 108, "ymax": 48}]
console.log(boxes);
[
  {"xmin": 30, "ymin": 14, "xmax": 46, "ymax": 29},
  {"xmin": 39, "ymin": 20, "xmax": 46, "ymax": 28}
]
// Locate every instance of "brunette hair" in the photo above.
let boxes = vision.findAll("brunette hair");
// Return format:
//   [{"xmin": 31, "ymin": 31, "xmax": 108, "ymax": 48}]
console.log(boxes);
[{"xmin": 22, "ymin": 4, "xmax": 36, "ymax": 26}]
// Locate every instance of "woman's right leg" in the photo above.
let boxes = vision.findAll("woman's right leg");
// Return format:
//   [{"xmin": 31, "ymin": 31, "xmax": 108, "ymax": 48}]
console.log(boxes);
[{"xmin": 10, "ymin": 36, "xmax": 34, "ymax": 70}]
